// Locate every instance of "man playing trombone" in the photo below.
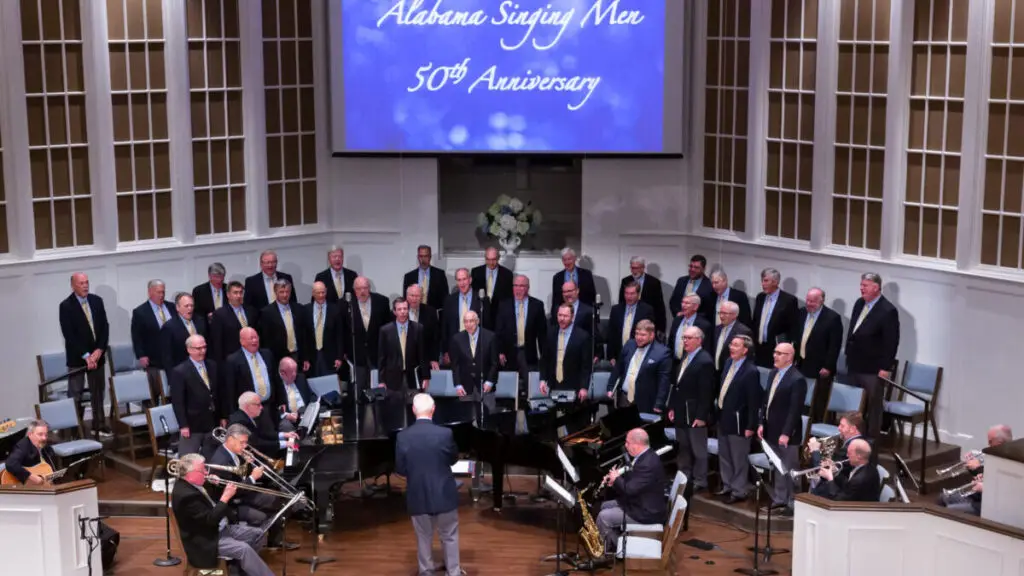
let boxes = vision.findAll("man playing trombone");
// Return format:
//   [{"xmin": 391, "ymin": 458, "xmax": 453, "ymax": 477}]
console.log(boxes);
[
  {"xmin": 809, "ymin": 439, "xmax": 880, "ymax": 502},
  {"xmin": 229, "ymin": 392, "xmax": 299, "ymax": 458}
]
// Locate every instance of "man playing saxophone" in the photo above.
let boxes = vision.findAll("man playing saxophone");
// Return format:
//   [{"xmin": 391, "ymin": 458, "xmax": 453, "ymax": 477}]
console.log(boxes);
[
  {"xmin": 938, "ymin": 424, "xmax": 1012, "ymax": 515},
  {"xmin": 810, "ymin": 439, "xmax": 880, "ymax": 502}
]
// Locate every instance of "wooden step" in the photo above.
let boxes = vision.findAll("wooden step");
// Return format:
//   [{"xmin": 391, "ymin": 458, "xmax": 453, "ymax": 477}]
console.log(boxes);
[
  {"xmin": 690, "ymin": 493, "xmax": 793, "ymax": 533},
  {"xmin": 104, "ymin": 452, "xmax": 156, "ymax": 485}
]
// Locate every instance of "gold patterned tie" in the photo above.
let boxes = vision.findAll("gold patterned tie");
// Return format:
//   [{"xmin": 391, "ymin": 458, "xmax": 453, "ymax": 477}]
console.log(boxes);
[
  {"xmin": 360, "ymin": 301, "xmax": 370, "ymax": 330},
  {"xmin": 676, "ymin": 353, "xmax": 692, "ymax": 384},
  {"xmin": 214, "ymin": 289, "xmax": 222, "ymax": 309},
  {"xmin": 853, "ymin": 304, "xmax": 869, "ymax": 332},
  {"xmin": 622, "ymin": 306, "xmax": 634, "ymax": 345},
  {"xmin": 288, "ymin": 385, "xmax": 298, "ymax": 412},
  {"xmin": 283, "ymin": 307, "xmax": 297, "ymax": 352},
  {"xmin": 486, "ymin": 271, "xmax": 494, "ymax": 299},
  {"xmin": 718, "ymin": 362, "xmax": 738, "ymax": 409},
  {"xmin": 334, "ymin": 273, "xmax": 343, "ymax": 300},
  {"xmin": 626, "ymin": 348, "xmax": 644, "ymax": 403},
  {"xmin": 766, "ymin": 372, "xmax": 782, "ymax": 417},
  {"xmin": 800, "ymin": 313, "xmax": 816, "ymax": 358},
  {"xmin": 236, "ymin": 308, "xmax": 248, "ymax": 328},
  {"xmin": 399, "ymin": 323, "xmax": 407, "ymax": 369},
  {"xmin": 459, "ymin": 295, "xmax": 468, "ymax": 331},
  {"xmin": 675, "ymin": 329, "xmax": 685, "ymax": 359},
  {"xmin": 198, "ymin": 363, "xmax": 210, "ymax": 388},
  {"xmin": 82, "ymin": 300, "xmax": 95, "ymax": 338},
  {"xmin": 516, "ymin": 301, "xmax": 526, "ymax": 347},
  {"xmin": 685, "ymin": 280, "xmax": 695, "ymax": 296},
  {"xmin": 556, "ymin": 330, "xmax": 566, "ymax": 383},
  {"xmin": 252, "ymin": 355, "xmax": 268, "ymax": 398},
  {"xmin": 157, "ymin": 305, "xmax": 167, "ymax": 325},
  {"xmin": 715, "ymin": 296, "xmax": 724, "ymax": 326},
  {"xmin": 469, "ymin": 331, "xmax": 477, "ymax": 358},
  {"xmin": 420, "ymin": 271, "xmax": 429, "ymax": 297},
  {"xmin": 715, "ymin": 327, "xmax": 729, "ymax": 370},
  {"xmin": 186, "ymin": 319, "xmax": 196, "ymax": 336},
  {"xmin": 265, "ymin": 277, "xmax": 274, "ymax": 304},
  {"xmin": 315, "ymin": 305, "xmax": 324, "ymax": 350}
]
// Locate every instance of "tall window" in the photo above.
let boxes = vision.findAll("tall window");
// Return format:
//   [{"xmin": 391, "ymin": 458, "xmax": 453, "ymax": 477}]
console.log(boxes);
[
  {"xmin": 109, "ymin": 0, "xmax": 172, "ymax": 242},
  {"xmin": 188, "ymin": 0, "xmax": 246, "ymax": 236},
  {"xmin": 264, "ymin": 0, "xmax": 317, "ymax": 228},
  {"xmin": 981, "ymin": 0, "xmax": 1024, "ymax": 269},
  {"xmin": 765, "ymin": 0, "xmax": 817, "ymax": 241},
  {"xmin": 903, "ymin": 0, "xmax": 966, "ymax": 260},
  {"xmin": 22, "ymin": 0, "xmax": 93, "ymax": 249},
  {"xmin": 832, "ymin": 0, "xmax": 889, "ymax": 250},
  {"xmin": 703, "ymin": 0, "xmax": 751, "ymax": 233}
]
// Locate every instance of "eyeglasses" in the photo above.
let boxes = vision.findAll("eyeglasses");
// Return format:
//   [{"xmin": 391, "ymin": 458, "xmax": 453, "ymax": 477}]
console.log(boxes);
[{"xmin": 189, "ymin": 345, "xmax": 208, "ymax": 350}]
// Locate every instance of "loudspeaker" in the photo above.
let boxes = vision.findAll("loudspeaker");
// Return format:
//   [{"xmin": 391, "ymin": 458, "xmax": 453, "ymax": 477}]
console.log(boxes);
[{"xmin": 98, "ymin": 521, "xmax": 120, "ymax": 568}]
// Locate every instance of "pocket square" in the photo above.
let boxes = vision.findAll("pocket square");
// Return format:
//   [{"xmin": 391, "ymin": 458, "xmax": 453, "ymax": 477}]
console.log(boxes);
[{"xmin": 647, "ymin": 359, "xmax": 655, "ymax": 364}]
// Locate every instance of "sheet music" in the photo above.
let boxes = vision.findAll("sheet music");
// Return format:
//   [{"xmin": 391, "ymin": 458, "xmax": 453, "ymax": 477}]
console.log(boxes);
[
  {"xmin": 551, "ymin": 390, "xmax": 575, "ymax": 403},
  {"xmin": 450, "ymin": 460, "xmax": 473, "ymax": 475},
  {"xmin": 543, "ymin": 475, "xmax": 576, "ymax": 508},
  {"xmin": 758, "ymin": 438, "xmax": 788, "ymax": 474},
  {"xmin": 300, "ymin": 399, "xmax": 320, "ymax": 433},
  {"xmin": 259, "ymin": 492, "xmax": 306, "ymax": 536},
  {"xmin": 555, "ymin": 444, "xmax": 579, "ymax": 484},
  {"xmin": 893, "ymin": 477, "xmax": 910, "ymax": 504}
]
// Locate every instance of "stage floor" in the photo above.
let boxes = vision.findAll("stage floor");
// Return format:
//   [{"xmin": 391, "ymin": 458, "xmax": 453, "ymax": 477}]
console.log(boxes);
[{"xmin": 101, "ymin": 472, "xmax": 793, "ymax": 575}]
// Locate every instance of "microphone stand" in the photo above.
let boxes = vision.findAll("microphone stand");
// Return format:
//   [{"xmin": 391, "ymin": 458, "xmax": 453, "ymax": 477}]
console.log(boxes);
[
  {"xmin": 735, "ymin": 475, "xmax": 776, "ymax": 576},
  {"xmin": 153, "ymin": 415, "xmax": 181, "ymax": 567}
]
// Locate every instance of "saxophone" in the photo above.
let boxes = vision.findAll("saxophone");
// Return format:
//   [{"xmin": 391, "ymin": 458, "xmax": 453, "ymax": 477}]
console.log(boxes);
[{"xmin": 577, "ymin": 486, "xmax": 605, "ymax": 558}]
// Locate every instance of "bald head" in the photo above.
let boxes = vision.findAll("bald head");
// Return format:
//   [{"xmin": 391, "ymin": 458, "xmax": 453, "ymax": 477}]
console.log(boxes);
[
  {"xmin": 279, "ymin": 356, "xmax": 298, "ymax": 383},
  {"xmin": 311, "ymin": 281, "xmax": 327, "ymax": 303},
  {"xmin": 989, "ymin": 425, "xmax": 1013, "ymax": 447},
  {"xmin": 773, "ymin": 343, "xmax": 795, "ymax": 369},
  {"xmin": 239, "ymin": 327, "xmax": 259, "ymax": 353},
  {"xmin": 71, "ymin": 273, "xmax": 90, "ymax": 297},
  {"xmin": 354, "ymin": 276, "xmax": 370, "ymax": 301},
  {"xmin": 625, "ymin": 428, "xmax": 650, "ymax": 457},
  {"xmin": 848, "ymin": 438, "xmax": 872, "ymax": 465}
]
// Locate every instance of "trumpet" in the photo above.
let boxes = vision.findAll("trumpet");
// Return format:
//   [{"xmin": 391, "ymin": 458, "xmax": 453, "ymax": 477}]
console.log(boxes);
[
  {"xmin": 941, "ymin": 477, "xmax": 981, "ymax": 503},
  {"xmin": 790, "ymin": 459, "xmax": 849, "ymax": 481},
  {"xmin": 936, "ymin": 450, "xmax": 984, "ymax": 479}
]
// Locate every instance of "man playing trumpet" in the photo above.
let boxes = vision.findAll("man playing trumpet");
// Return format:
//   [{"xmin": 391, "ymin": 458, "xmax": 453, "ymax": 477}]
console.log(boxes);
[
  {"xmin": 938, "ymin": 424, "xmax": 1012, "ymax": 515},
  {"xmin": 810, "ymin": 439, "xmax": 880, "ymax": 502}
]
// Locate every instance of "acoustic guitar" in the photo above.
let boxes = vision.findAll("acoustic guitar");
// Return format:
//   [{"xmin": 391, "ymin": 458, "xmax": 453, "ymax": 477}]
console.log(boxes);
[{"xmin": 0, "ymin": 455, "xmax": 93, "ymax": 486}]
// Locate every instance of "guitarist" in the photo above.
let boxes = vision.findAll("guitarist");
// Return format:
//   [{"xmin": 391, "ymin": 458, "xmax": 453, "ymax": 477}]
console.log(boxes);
[{"xmin": 4, "ymin": 420, "xmax": 57, "ymax": 485}]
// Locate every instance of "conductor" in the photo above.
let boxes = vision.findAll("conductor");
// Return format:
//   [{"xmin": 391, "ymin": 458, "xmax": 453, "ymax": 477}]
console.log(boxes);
[{"xmin": 395, "ymin": 393, "xmax": 461, "ymax": 576}]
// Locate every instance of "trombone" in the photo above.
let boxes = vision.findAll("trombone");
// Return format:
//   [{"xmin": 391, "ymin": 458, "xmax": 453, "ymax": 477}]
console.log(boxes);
[
  {"xmin": 212, "ymin": 427, "xmax": 285, "ymax": 471},
  {"xmin": 211, "ymin": 427, "xmax": 305, "ymax": 503},
  {"xmin": 167, "ymin": 459, "xmax": 298, "ymax": 500}
]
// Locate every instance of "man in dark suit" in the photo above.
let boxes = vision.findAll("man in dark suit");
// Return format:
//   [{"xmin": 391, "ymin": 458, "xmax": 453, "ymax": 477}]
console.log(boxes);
[
  {"xmin": 710, "ymin": 270, "xmax": 752, "ymax": 327},
  {"xmin": 406, "ymin": 284, "xmax": 440, "ymax": 369},
  {"xmin": 551, "ymin": 247, "xmax": 597, "ymax": 307},
  {"xmin": 3, "ymin": 420, "xmax": 56, "ymax": 485},
  {"xmin": 395, "ymin": 394, "xmax": 461, "ymax": 576},
  {"xmin": 608, "ymin": 320, "xmax": 671, "ymax": 414},
  {"xmin": 131, "ymin": 279, "xmax": 177, "ymax": 399},
  {"xmin": 711, "ymin": 301, "xmax": 752, "ymax": 374},
  {"xmin": 59, "ymin": 273, "xmax": 110, "ymax": 434},
  {"xmin": 170, "ymin": 335, "xmax": 222, "ymax": 455},
  {"xmin": 441, "ymin": 268, "xmax": 482, "ymax": 365},
  {"xmin": 378, "ymin": 298, "xmax": 431, "ymax": 430},
  {"xmin": 751, "ymin": 267, "xmax": 799, "ymax": 367},
  {"xmin": 448, "ymin": 311, "xmax": 499, "ymax": 415},
  {"xmin": 171, "ymin": 453, "xmax": 273, "ymax": 576},
  {"xmin": 243, "ymin": 249, "xmax": 297, "ymax": 311},
  {"xmin": 314, "ymin": 245, "xmax": 358, "ymax": 303},
  {"xmin": 258, "ymin": 279, "xmax": 306, "ymax": 371},
  {"xmin": 845, "ymin": 273, "xmax": 900, "ymax": 438},
  {"xmin": 224, "ymin": 328, "xmax": 279, "ymax": 412},
  {"xmin": 551, "ymin": 281, "xmax": 598, "ymax": 353},
  {"xmin": 471, "ymin": 246, "xmax": 513, "ymax": 330},
  {"xmin": 277, "ymin": 357, "xmax": 315, "ymax": 432},
  {"xmin": 606, "ymin": 281, "xmax": 655, "ymax": 365},
  {"xmin": 668, "ymin": 326, "xmax": 715, "ymax": 491},
  {"xmin": 161, "ymin": 293, "xmax": 208, "ymax": 374},
  {"xmin": 667, "ymin": 294, "xmax": 714, "ymax": 361},
  {"xmin": 209, "ymin": 281, "xmax": 258, "ymax": 363},
  {"xmin": 670, "ymin": 254, "xmax": 715, "ymax": 322},
  {"xmin": 304, "ymin": 281, "xmax": 345, "ymax": 378},
  {"xmin": 540, "ymin": 304, "xmax": 592, "ymax": 402},
  {"xmin": 402, "ymin": 244, "xmax": 449, "ymax": 311},
  {"xmin": 594, "ymin": 428, "xmax": 666, "ymax": 557},
  {"xmin": 758, "ymin": 343, "xmax": 806, "ymax": 514},
  {"xmin": 192, "ymin": 262, "xmax": 227, "ymax": 321},
  {"xmin": 714, "ymin": 334, "xmax": 762, "ymax": 503},
  {"xmin": 796, "ymin": 287, "xmax": 844, "ymax": 418},
  {"xmin": 618, "ymin": 256, "xmax": 667, "ymax": 334},
  {"xmin": 348, "ymin": 276, "xmax": 394, "ymax": 386},
  {"xmin": 495, "ymin": 275, "xmax": 546, "ymax": 382},
  {"xmin": 807, "ymin": 411, "xmax": 877, "ymax": 468},
  {"xmin": 811, "ymin": 439, "xmax": 881, "ymax": 502},
  {"xmin": 228, "ymin": 391, "xmax": 298, "ymax": 458}
]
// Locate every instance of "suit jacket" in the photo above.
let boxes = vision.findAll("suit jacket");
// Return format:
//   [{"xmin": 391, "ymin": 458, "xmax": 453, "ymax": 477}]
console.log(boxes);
[
  {"xmin": 403, "ymin": 266, "xmax": 450, "ymax": 311},
  {"xmin": 449, "ymin": 328, "xmax": 499, "ymax": 394},
  {"xmin": 313, "ymin": 267, "xmax": 358, "ymax": 303},
  {"xmin": 3, "ymin": 437, "xmax": 56, "ymax": 484},
  {"xmin": 670, "ymin": 349, "xmax": 715, "ymax": 424},
  {"xmin": 751, "ymin": 290, "xmax": 800, "ymax": 366},
  {"xmin": 550, "ymin": 302, "xmax": 598, "ymax": 339},
  {"xmin": 160, "ymin": 316, "xmax": 208, "ymax": 375},
  {"xmin": 440, "ymin": 291, "xmax": 484, "ymax": 357},
  {"xmin": 224, "ymin": 348, "xmax": 279, "ymax": 410},
  {"xmin": 395, "ymin": 418, "xmax": 460, "ymax": 516},
  {"xmin": 714, "ymin": 287, "xmax": 753, "ymax": 328},
  {"xmin": 131, "ymin": 300, "xmax": 178, "ymax": 368},
  {"xmin": 667, "ymin": 314, "xmax": 714, "ymax": 360},
  {"xmin": 278, "ymin": 374, "xmax": 315, "ymax": 412},
  {"xmin": 761, "ymin": 366, "xmax": 806, "ymax": 443},
  {"xmin": 845, "ymin": 295, "xmax": 900, "ymax": 374},
  {"xmin": 811, "ymin": 462, "xmax": 881, "ymax": 502},
  {"xmin": 796, "ymin": 306, "xmax": 844, "ymax": 377},
  {"xmin": 302, "ymin": 301, "xmax": 345, "ymax": 371},
  {"xmin": 494, "ymin": 297, "xmax": 547, "ymax": 366},
  {"xmin": 243, "ymin": 271, "xmax": 297, "ymax": 311},
  {"xmin": 258, "ymin": 302, "xmax": 307, "ymax": 364},
  {"xmin": 471, "ymin": 264, "xmax": 514, "ymax": 328},
  {"xmin": 606, "ymin": 302, "xmax": 655, "ymax": 362},
  {"xmin": 618, "ymin": 275, "xmax": 667, "ymax": 333},
  {"xmin": 378, "ymin": 321, "xmax": 432, "ymax": 391},
  {"xmin": 540, "ymin": 327, "xmax": 592, "ymax": 391},
  {"xmin": 172, "ymin": 480, "xmax": 237, "ymax": 568},
  {"xmin": 551, "ymin": 267, "xmax": 597, "ymax": 307},
  {"xmin": 810, "ymin": 434, "xmax": 878, "ymax": 468},
  {"xmin": 170, "ymin": 358, "xmax": 223, "ymax": 429},
  {"xmin": 59, "ymin": 293, "xmax": 110, "ymax": 368},
  {"xmin": 716, "ymin": 358, "xmax": 762, "ymax": 436},
  {"xmin": 208, "ymin": 304, "xmax": 259, "ymax": 362},
  {"xmin": 192, "ymin": 282, "xmax": 227, "ymax": 321},
  {"xmin": 408, "ymin": 303, "xmax": 440, "ymax": 363},
  {"xmin": 227, "ymin": 409, "xmax": 284, "ymax": 457},
  {"xmin": 612, "ymin": 341, "xmax": 672, "ymax": 413},
  {"xmin": 347, "ymin": 293, "xmax": 394, "ymax": 368},
  {"xmin": 611, "ymin": 448, "xmax": 667, "ymax": 525},
  {"xmin": 669, "ymin": 274, "xmax": 716, "ymax": 322},
  {"xmin": 711, "ymin": 321, "xmax": 753, "ymax": 372}
]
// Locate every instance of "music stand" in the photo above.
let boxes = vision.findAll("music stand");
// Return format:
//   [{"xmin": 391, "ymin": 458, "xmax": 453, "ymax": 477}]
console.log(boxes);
[
  {"xmin": 542, "ymin": 475, "xmax": 575, "ymax": 576},
  {"xmin": 746, "ymin": 441, "xmax": 789, "ymax": 563},
  {"xmin": 735, "ymin": 474, "xmax": 776, "ymax": 576},
  {"xmin": 296, "ymin": 466, "xmax": 336, "ymax": 572}
]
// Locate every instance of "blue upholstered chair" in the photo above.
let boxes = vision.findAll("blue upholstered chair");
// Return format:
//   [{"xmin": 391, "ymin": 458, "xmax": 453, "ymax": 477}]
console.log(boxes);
[
  {"xmin": 808, "ymin": 382, "xmax": 865, "ymax": 439},
  {"xmin": 108, "ymin": 343, "xmax": 142, "ymax": 374},
  {"xmin": 109, "ymin": 371, "xmax": 155, "ymax": 462},
  {"xmin": 36, "ymin": 351, "xmax": 71, "ymax": 402},
  {"xmin": 145, "ymin": 404, "xmax": 179, "ymax": 484},
  {"xmin": 884, "ymin": 361, "xmax": 943, "ymax": 444},
  {"xmin": 35, "ymin": 398, "xmax": 104, "ymax": 477}
]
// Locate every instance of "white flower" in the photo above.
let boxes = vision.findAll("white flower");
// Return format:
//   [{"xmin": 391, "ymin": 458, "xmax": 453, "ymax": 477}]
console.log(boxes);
[
  {"xmin": 496, "ymin": 194, "xmax": 512, "ymax": 206},
  {"xmin": 487, "ymin": 203, "xmax": 500, "ymax": 216},
  {"xmin": 476, "ymin": 213, "xmax": 488, "ymax": 227},
  {"xmin": 488, "ymin": 222, "xmax": 501, "ymax": 237},
  {"xmin": 498, "ymin": 227, "xmax": 509, "ymax": 239},
  {"xmin": 499, "ymin": 214, "xmax": 517, "ymax": 231},
  {"xmin": 517, "ymin": 221, "xmax": 529, "ymax": 235},
  {"xmin": 532, "ymin": 211, "xmax": 543, "ymax": 226},
  {"xmin": 509, "ymin": 198, "xmax": 524, "ymax": 213}
]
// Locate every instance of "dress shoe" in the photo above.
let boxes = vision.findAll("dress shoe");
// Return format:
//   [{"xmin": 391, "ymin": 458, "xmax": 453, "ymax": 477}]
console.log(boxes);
[
  {"xmin": 282, "ymin": 541, "xmax": 300, "ymax": 551},
  {"xmin": 713, "ymin": 489, "xmax": 731, "ymax": 497},
  {"xmin": 724, "ymin": 495, "xmax": 747, "ymax": 504},
  {"xmin": 575, "ymin": 557, "xmax": 613, "ymax": 571}
]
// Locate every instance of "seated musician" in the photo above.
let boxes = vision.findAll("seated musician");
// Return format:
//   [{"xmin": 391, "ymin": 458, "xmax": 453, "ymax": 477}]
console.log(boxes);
[
  {"xmin": 587, "ymin": 428, "xmax": 666, "ymax": 569},
  {"xmin": 276, "ymin": 357, "xmax": 314, "ymax": 433},
  {"xmin": 938, "ymin": 424, "xmax": 1012, "ymax": 515},
  {"xmin": 171, "ymin": 453, "xmax": 274, "ymax": 576},
  {"xmin": 539, "ymin": 303, "xmax": 592, "ymax": 402},
  {"xmin": 228, "ymin": 392, "xmax": 298, "ymax": 458},
  {"xmin": 607, "ymin": 319, "xmax": 671, "ymax": 413},
  {"xmin": 806, "ymin": 411, "xmax": 875, "ymax": 468},
  {"xmin": 4, "ymin": 419, "xmax": 57, "ymax": 485},
  {"xmin": 810, "ymin": 439, "xmax": 880, "ymax": 502}
]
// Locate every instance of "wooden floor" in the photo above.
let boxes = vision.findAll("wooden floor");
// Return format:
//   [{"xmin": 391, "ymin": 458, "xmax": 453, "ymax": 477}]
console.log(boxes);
[{"xmin": 102, "ymin": 472, "xmax": 793, "ymax": 575}]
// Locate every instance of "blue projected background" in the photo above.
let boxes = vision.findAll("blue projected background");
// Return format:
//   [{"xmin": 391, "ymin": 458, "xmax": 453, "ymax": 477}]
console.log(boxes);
[{"xmin": 338, "ymin": 0, "xmax": 669, "ymax": 153}]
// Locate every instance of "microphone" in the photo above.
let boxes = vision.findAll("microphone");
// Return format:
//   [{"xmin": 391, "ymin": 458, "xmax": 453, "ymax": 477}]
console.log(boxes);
[
  {"xmin": 159, "ymin": 415, "xmax": 169, "ymax": 436},
  {"xmin": 344, "ymin": 292, "xmax": 351, "ymax": 303},
  {"xmin": 478, "ymin": 288, "xmax": 486, "ymax": 301},
  {"xmin": 594, "ymin": 293, "xmax": 603, "ymax": 309}
]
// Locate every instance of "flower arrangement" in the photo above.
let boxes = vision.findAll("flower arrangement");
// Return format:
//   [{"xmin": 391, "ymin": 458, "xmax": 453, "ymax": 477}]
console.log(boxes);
[{"xmin": 476, "ymin": 194, "xmax": 542, "ymax": 254}]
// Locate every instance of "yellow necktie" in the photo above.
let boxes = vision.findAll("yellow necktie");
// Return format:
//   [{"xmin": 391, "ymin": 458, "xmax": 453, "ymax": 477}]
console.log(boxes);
[
  {"xmin": 715, "ymin": 296, "xmax": 724, "ymax": 326},
  {"xmin": 718, "ymin": 362, "xmax": 738, "ymax": 409},
  {"xmin": 516, "ymin": 301, "xmax": 526, "ymax": 347},
  {"xmin": 800, "ymin": 313, "xmax": 816, "ymax": 358},
  {"xmin": 410, "ymin": 308, "xmax": 418, "ymax": 323},
  {"xmin": 360, "ymin": 301, "xmax": 370, "ymax": 329},
  {"xmin": 399, "ymin": 324, "xmax": 407, "ymax": 369},
  {"xmin": 265, "ymin": 277, "xmax": 274, "ymax": 303},
  {"xmin": 766, "ymin": 372, "xmax": 782, "ymax": 417},
  {"xmin": 853, "ymin": 304, "xmax": 870, "ymax": 332},
  {"xmin": 486, "ymin": 271, "xmax": 494, "ymax": 298},
  {"xmin": 157, "ymin": 305, "xmax": 167, "ymax": 325},
  {"xmin": 459, "ymin": 295, "xmax": 468, "ymax": 331},
  {"xmin": 420, "ymin": 271, "xmax": 429, "ymax": 296},
  {"xmin": 283, "ymin": 307, "xmax": 297, "ymax": 352},
  {"xmin": 236, "ymin": 308, "xmax": 248, "ymax": 328},
  {"xmin": 186, "ymin": 320, "xmax": 196, "ymax": 336},
  {"xmin": 626, "ymin": 348, "xmax": 644, "ymax": 403},
  {"xmin": 622, "ymin": 306, "xmax": 634, "ymax": 345},
  {"xmin": 252, "ymin": 355, "xmax": 268, "ymax": 398},
  {"xmin": 715, "ymin": 326, "xmax": 729, "ymax": 370},
  {"xmin": 675, "ymin": 329, "xmax": 685, "ymax": 359},
  {"xmin": 315, "ymin": 305, "xmax": 324, "ymax": 350},
  {"xmin": 676, "ymin": 353, "xmax": 691, "ymax": 384},
  {"xmin": 685, "ymin": 280, "xmax": 695, "ymax": 296},
  {"xmin": 82, "ymin": 300, "xmax": 95, "ymax": 338},
  {"xmin": 469, "ymin": 332, "xmax": 477, "ymax": 358},
  {"xmin": 556, "ymin": 330, "xmax": 566, "ymax": 382},
  {"xmin": 288, "ymin": 385, "xmax": 298, "ymax": 412},
  {"xmin": 198, "ymin": 363, "xmax": 210, "ymax": 388},
  {"xmin": 334, "ymin": 273, "xmax": 343, "ymax": 299},
  {"xmin": 214, "ymin": 289, "xmax": 222, "ymax": 309}
]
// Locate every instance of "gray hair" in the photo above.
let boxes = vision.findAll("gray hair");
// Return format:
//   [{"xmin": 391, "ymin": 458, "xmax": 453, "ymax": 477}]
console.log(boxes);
[
  {"xmin": 179, "ymin": 452, "xmax": 205, "ymax": 473},
  {"xmin": 27, "ymin": 419, "xmax": 49, "ymax": 433},
  {"xmin": 225, "ymin": 424, "xmax": 250, "ymax": 440},
  {"xmin": 991, "ymin": 425, "xmax": 1014, "ymax": 445},
  {"xmin": 861, "ymin": 272, "xmax": 882, "ymax": 286},
  {"xmin": 147, "ymin": 279, "xmax": 165, "ymax": 289},
  {"xmin": 174, "ymin": 292, "xmax": 193, "ymax": 305},
  {"xmin": 185, "ymin": 334, "xmax": 206, "ymax": 349},
  {"xmin": 732, "ymin": 333, "xmax": 754, "ymax": 352},
  {"xmin": 455, "ymin": 267, "xmax": 470, "ymax": 278},
  {"xmin": 629, "ymin": 256, "xmax": 646, "ymax": 267},
  {"xmin": 412, "ymin": 393, "xmax": 435, "ymax": 416},
  {"xmin": 683, "ymin": 326, "xmax": 704, "ymax": 341},
  {"xmin": 327, "ymin": 245, "xmax": 344, "ymax": 256},
  {"xmin": 208, "ymin": 262, "xmax": 226, "ymax": 276},
  {"xmin": 807, "ymin": 286, "xmax": 826, "ymax": 300},
  {"xmin": 560, "ymin": 247, "xmax": 577, "ymax": 259},
  {"xmin": 405, "ymin": 283, "xmax": 422, "ymax": 297},
  {"xmin": 761, "ymin": 268, "xmax": 781, "ymax": 283},
  {"xmin": 260, "ymin": 249, "xmax": 277, "ymax": 261},
  {"xmin": 272, "ymin": 278, "xmax": 292, "ymax": 291},
  {"xmin": 710, "ymin": 270, "xmax": 728, "ymax": 283},
  {"xmin": 239, "ymin": 391, "xmax": 261, "ymax": 408},
  {"xmin": 683, "ymin": 294, "xmax": 702, "ymax": 307},
  {"xmin": 513, "ymin": 274, "xmax": 530, "ymax": 286},
  {"xmin": 720, "ymin": 301, "xmax": 739, "ymax": 315}
]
